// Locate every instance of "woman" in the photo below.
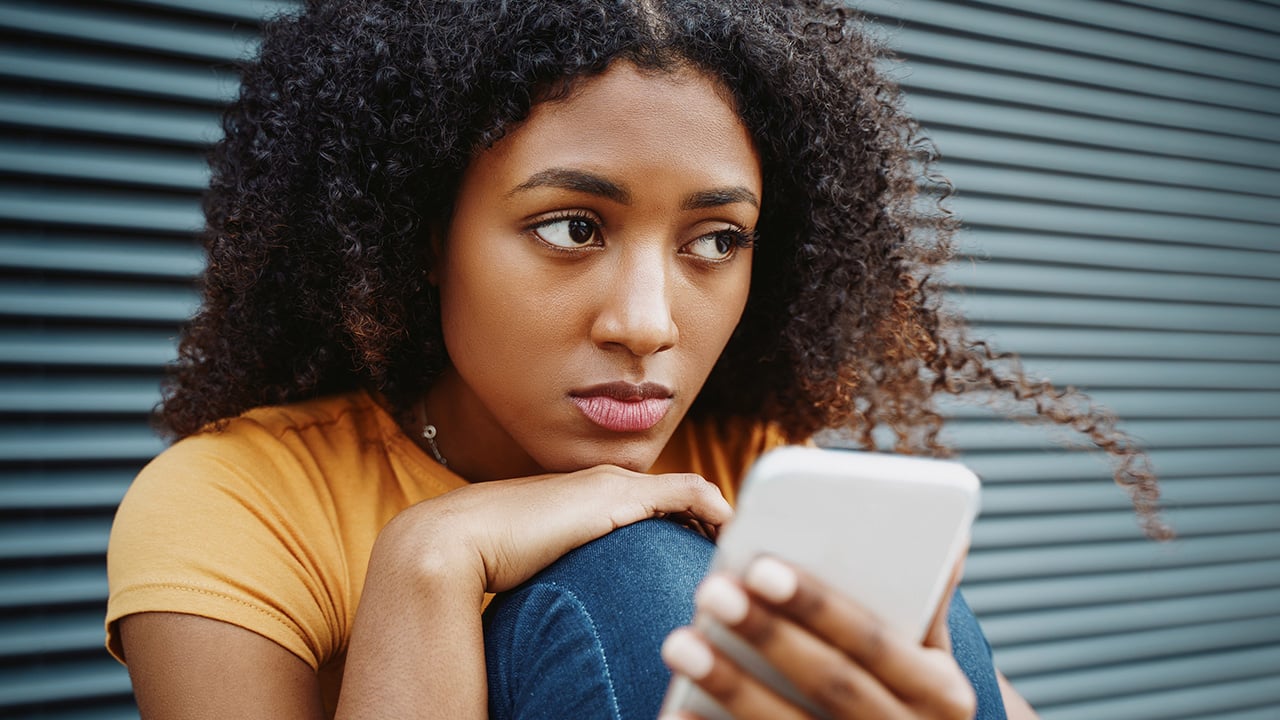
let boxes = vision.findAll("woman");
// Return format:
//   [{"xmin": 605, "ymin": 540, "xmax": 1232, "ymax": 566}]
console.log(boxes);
[{"xmin": 106, "ymin": 1, "xmax": 1164, "ymax": 718}]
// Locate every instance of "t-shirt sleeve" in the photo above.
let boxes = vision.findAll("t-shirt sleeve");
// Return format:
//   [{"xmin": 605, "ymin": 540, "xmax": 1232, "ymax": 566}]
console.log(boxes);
[{"xmin": 105, "ymin": 432, "xmax": 345, "ymax": 670}]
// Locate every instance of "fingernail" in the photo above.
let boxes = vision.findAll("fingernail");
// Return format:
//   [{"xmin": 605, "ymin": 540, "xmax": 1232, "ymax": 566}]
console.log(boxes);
[
  {"xmin": 661, "ymin": 628, "xmax": 713, "ymax": 680},
  {"xmin": 745, "ymin": 556, "xmax": 797, "ymax": 603},
  {"xmin": 695, "ymin": 575, "xmax": 749, "ymax": 625}
]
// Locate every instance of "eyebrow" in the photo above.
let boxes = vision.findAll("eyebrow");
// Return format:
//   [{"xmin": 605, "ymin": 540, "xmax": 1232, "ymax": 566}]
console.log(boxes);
[
  {"xmin": 510, "ymin": 168, "xmax": 630, "ymax": 204},
  {"xmin": 681, "ymin": 187, "xmax": 760, "ymax": 211},
  {"xmin": 510, "ymin": 167, "xmax": 760, "ymax": 210}
]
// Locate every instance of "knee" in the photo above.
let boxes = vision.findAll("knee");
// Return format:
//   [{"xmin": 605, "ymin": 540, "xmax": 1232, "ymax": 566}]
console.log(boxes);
[
  {"xmin": 549, "ymin": 518, "xmax": 716, "ymax": 592},
  {"xmin": 485, "ymin": 518, "xmax": 715, "ymax": 634}
]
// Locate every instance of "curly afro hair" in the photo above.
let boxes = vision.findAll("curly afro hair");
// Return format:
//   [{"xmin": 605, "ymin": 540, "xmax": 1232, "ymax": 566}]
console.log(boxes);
[{"xmin": 161, "ymin": 0, "xmax": 1167, "ymax": 536}]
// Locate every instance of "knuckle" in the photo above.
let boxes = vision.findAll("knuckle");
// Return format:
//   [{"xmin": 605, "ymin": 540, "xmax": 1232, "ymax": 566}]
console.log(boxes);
[
  {"xmin": 732, "ymin": 608, "xmax": 777, "ymax": 646},
  {"xmin": 811, "ymin": 667, "xmax": 862, "ymax": 714},
  {"xmin": 855, "ymin": 624, "xmax": 888, "ymax": 665},
  {"xmin": 699, "ymin": 663, "xmax": 742, "ymax": 704}
]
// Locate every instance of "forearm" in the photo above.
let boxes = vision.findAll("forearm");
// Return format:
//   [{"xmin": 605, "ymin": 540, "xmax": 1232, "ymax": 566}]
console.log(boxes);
[{"xmin": 335, "ymin": 515, "xmax": 489, "ymax": 720}]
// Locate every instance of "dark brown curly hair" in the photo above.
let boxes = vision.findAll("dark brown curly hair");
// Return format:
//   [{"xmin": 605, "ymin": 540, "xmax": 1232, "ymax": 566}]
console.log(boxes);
[{"xmin": 161, "ymin": 0, "xmax": 1168, "ymax": 537}]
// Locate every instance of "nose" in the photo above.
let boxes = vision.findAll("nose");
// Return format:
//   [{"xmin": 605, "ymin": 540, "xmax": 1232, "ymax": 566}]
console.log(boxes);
[{"xmin": 590, "ymin": 249, "xmax": 679, "ymax": 357}]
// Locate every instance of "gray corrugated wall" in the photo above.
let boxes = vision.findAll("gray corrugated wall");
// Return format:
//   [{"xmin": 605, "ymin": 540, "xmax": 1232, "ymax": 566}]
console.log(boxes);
[{"xmin": 0, "ymin": 1, "xmax": 1276, "ymax": 718}]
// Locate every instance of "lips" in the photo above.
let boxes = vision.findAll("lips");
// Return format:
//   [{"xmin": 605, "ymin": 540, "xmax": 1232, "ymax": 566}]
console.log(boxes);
[{"xmin": 570, "ymin": 381, "xmax": 674, "ymax": 432}]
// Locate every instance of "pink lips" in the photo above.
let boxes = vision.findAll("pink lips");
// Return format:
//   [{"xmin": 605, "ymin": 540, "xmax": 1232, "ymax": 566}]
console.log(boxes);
[{"xmin": 570, "ymin": 382, "xmax": 674, "ymax": 433}]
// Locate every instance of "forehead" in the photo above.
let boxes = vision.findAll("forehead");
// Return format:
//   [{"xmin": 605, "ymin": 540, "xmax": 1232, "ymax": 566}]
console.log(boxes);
[{"xmin": 464, "ymin": 62, "xmax": 762, "ymax": 196}]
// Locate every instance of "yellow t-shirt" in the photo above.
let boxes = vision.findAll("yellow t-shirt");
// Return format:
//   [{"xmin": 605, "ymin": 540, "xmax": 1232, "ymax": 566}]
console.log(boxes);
[{"xmin": 106, "ymin": 390, "xmax": 784, "ymax": 714}]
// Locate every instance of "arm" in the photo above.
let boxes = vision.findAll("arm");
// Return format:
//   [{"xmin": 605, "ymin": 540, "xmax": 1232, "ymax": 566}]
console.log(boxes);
[
  {"xmin": 119, "ymin": 464, "xmax": 733, "ymax": 719},
  {"xmin": 120, "ymin": 613, "xmax": 324, "ymax": 720},
  {"xmin": 998, "ymin": 671, "xmax": 1040, "ymax": 720}
]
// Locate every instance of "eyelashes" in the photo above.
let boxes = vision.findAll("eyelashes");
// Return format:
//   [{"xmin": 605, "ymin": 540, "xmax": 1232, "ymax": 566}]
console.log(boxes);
[{"xmin": 527, "ymin": 212, "xmax": 756, "ymax": 262}]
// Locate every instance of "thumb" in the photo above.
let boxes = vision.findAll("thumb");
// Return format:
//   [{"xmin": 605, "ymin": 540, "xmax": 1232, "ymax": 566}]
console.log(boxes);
[{"xmin": 924, "ymin": 547, "xmax": 967, "ymax": 652}]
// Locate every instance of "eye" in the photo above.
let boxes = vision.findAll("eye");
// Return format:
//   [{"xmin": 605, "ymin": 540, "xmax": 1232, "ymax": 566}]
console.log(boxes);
[
  {"xmin": 683, "ymin": 229, "xmax": 751, "ymax": 262},
  {"xmin": 532, "ymin": 216, "xmax": 601, "ymax": 249}
]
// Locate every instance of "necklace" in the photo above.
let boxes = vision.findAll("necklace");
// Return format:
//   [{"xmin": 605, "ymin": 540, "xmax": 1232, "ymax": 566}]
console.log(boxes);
[{"xmin": 421, "ymin": 422, "xmax": 448, "ymax": 466}]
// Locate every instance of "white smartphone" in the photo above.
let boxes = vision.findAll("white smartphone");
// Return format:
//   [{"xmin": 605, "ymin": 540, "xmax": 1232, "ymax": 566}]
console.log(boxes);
[{"xmin": 661, "ymin": 446, "xmax": 981, "ymax": 719}]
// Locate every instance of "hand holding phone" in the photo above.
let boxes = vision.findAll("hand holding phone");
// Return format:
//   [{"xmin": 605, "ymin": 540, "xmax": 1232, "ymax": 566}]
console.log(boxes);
[{"xmin": 661, "ymin": 446, "xmax": 980, "ymax": 719}]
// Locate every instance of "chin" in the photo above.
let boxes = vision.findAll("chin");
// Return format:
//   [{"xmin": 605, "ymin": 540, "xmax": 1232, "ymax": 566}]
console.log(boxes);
[{"xmin": 540, "ymin": 437, "xmax": 666, "ymax": 475}]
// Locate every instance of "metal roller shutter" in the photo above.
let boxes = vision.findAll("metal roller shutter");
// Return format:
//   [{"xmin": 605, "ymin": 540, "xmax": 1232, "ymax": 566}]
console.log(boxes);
[
  {"xmin": 1, "ymin": 1, "xmax": 1276, "ymax": 718},
  {"xmin": 0, "ymin": 0, "xmax": 293, "ymax": 716},
  {"xmin": 853, "ymin": 1, "xmax": 1280, "ymax": 718}
]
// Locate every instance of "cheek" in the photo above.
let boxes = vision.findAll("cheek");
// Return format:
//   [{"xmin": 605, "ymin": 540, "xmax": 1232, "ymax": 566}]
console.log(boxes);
[
  {"xmin": 682, "ymin": 261, "xmax": 753, "ymax": 355},
  {"xmin": 438, "ymin": 247, "xmax": 579, "ymax": 376}
]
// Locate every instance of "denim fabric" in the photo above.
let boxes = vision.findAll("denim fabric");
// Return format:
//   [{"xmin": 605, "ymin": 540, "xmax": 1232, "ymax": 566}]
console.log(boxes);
[{"xmin": 483, "ymin": 518, "xmax": 1006, "ymax": 719}]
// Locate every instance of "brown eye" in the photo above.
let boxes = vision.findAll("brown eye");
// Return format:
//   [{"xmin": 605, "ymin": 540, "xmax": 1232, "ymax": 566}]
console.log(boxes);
[
  {"xmin": 535, "ymin": 217, "xmax": 601, "ymax": 248},
  {"xmin": 684, "ymin": 230, "xmax": 745, "ymax": 261}
]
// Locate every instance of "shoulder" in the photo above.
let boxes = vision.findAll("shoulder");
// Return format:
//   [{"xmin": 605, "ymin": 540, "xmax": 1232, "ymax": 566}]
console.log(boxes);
[
  {"xmin": 106, "ymin": 391, "xmax": 404, "ymax": 667},
  {"xmin": 131, "ymin": 391, "xmax": 391, "ymax": 496}
]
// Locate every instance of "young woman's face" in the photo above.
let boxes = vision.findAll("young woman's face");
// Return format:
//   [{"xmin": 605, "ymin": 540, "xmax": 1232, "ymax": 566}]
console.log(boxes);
[{"xmin": 431, "ymin": 62, "xmax": 761, "ymax": 480}]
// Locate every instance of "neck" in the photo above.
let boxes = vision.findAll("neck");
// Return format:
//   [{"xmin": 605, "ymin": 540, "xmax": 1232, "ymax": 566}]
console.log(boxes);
[{"xmin": 419, "ymin": 370, "xmax": 545, "ymax": 482}]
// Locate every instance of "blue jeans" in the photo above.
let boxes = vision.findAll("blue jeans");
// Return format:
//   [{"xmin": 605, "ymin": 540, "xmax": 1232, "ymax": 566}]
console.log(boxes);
[{"xmin": 483, "ymin": 519, "xmax": 1006, "ymax": 719}]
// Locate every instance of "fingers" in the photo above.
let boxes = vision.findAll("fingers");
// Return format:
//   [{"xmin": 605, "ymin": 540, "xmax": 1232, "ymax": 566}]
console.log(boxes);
[
  {"xmin": 692, "ymin": 573, "xmax": 904, "ymax": 718},
  {"xmin": 675, "ymin": 560, "xmax": 976, "ymax": 719},
  {"xmin": 661, "ymin": 627, "xmax": 809, "ymax": 720},
  {"xmin": 582, "ymin": 465, "xmax": 734, "ymax": 537}
]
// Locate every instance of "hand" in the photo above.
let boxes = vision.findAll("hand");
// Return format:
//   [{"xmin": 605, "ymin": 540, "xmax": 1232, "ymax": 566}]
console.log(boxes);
[
  {"xmin": 374, "ymin": 464, "xmax": 733, "ymax": 594},
  {"xmin": 662, "ymin": 556, "xmax": 975, "ymax": 719}
]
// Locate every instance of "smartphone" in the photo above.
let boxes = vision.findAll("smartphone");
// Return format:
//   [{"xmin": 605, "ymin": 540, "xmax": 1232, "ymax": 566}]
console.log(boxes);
[{"xmin": 661, "ymin": 446, "xmax": 981, "ymax": 719}]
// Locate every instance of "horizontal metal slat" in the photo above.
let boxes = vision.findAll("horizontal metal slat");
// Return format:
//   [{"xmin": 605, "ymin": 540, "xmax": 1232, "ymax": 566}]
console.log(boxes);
[
  {"xmin": 0, "ymin": 329, "xmax": 177, "ymax": 368},
  {"xmin": 940, "ymin": 388, "xmax": 1280, "ymax": 420},
  {"xmin": 862, "ymin": 0, "xmax": 1280, "ymax": 87},
  {"xmin": 1203, "ymin": 704, "xmax": 1280, "ymax": 720},
  {"xmin": 0, "ymin": 282, "xmax": 199, "ymax": 323},
  {"xmin": 930, "ymin": 128, "xmax": 1280, "ymax": 197},
  {"xmin": 978, "ymin": 476, "xmax": 1280, "ymax": 515},
  {"xmin": 0, "ymin": 139, "xmax": 208, "ymax": 190},
  {"xmin": 954, "ymin": 196, "xmax": 1277, "ymax": 251},
  {"xmin": 946, "ymin": 418, "xmax": 1280, "ymax": 452},
  {"xmin": 909, "ymin": 94, "xmax": 1279, "ymax": 171},
  {"xmin": 946, "ymin": 261, "xmax": 1280, "ymax": 306},
  {"xmin": 0, "ymin": 186, "xmax": 201, "ymax": 233},
  {"xmin": 0, "ymin": 611, "xmax": 107, "ymax": 658},
  {"xmin": 955, "ymin": 228, "xmax": 1280, "ymax": 275},
  {"xmin": 0, "ymin": 91, "xmax": 217, "ymax": 146},
  {"xmin": 1117, "ymin": 0, "xmax": 1280, "ymax": 34},
  {"xmin": 893, "ymin": 26, "xmax": 1280, "ymax": 115},
  {"xmin": 972, "ymin": 506, "xmax": 1280, "ymax": 548},
  {"xmin": 966, "ymin": 531, "xmax": 1280, "ymax": 582},
  {"xmin": 1009, "ymin": 357, "xmax": 1280, "ymax": 389},
  {"xmin": 951, "ymin": 294, "xmax": 1280, "ymax": 335},
  {"xmin": 1017, "ymin": 646, "xmax": 1280, "ymax": 710},
  {"xmin": 0, "ymin": 234, "xmax": 202, "ymax": 280},
  {"xmin": 1039, "ymin": 674, "xmax": 1280, "ymax": 720},
  {"xmin": 0, "ymin": 425, "xmax": 165, "ymax": 462},
  {"xmin": 0, "ymin": 658, "xmax": 132, "ymax": 709},
  {"xmin": 0, "ymin": 377, "xmax": 162, "ymax": 414},
  {"xmin": 900, "ymin": 61, "xmax": 1280, "ymax": 142},
  {"xmin": 0, "ymin": 566, "xmax": 106, "ymax": 609},
  {"xmin": 963, "ymin": 558, "xmax": 1280, "ymax": 612},
  {"xmin": 942, "ymin": 163, "xmax": 1280, "ymax": 225},
  {"xmin": 0, "ymin": 46, "xmax": 235, "ymax": 104},
  {"xmin": 975, "ymin": 0, "xmax": 1280, "ymax": 62},
  {"xmin": 0, "ymin": 469, "xmax": 136, "ymax": 510},
  {"xmin": 999, "ymin": 616, "xmax": 1280, "ymax": 676},
  {"xmin": 967, "ymin": 447, "xmax": 1280, "ymax": 482},
  {"xmin": 967, "ymin": 328, "xmax": 1280, "ymax": 363},
  {"xmin": 0, "ymin": 518, "xmax": 113, "ymax": 561},
  {"xmin": 978, "ymin": 586, "xmax": 1280, "ymax": 645},
  {"xmin": 0, "ymin": 1, "xmax": 259, "ymax": 63},
  {"xmin": 114, "ymin": 0, "xmax": 297, "ymax": 23}
]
